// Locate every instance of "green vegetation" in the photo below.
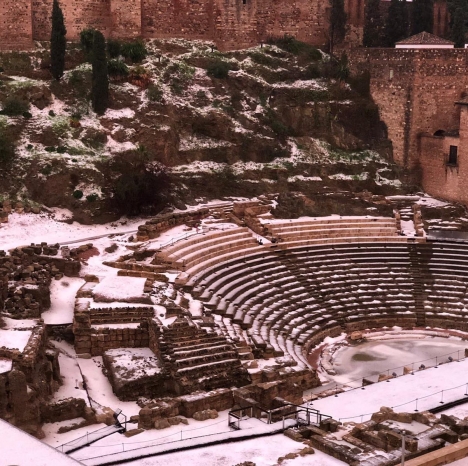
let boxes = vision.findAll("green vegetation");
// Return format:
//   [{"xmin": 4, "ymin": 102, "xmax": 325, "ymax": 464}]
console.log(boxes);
[
  {"xmin": 363, "ymin": 0, "xmax": 385, "ymax": 47},
  {"xmin": 0, "ymin": 120, "xmax": 15, "ymax": 166},
  {"xmin": 107, "ymin": 39, "xmax": 122, "ymax": 58},
  {"xmin": 451, "ymin": 7, "xmax": 466, "ymax": 47},
  {"xmin": 147, "ymin": 84, "xmax": 163, "ymax": 102},
  {"xmin": 267, "ymin": 35, "xmax": 322, "ymax": 60},
  {"xmin": 385, "ymin": 0, "xmax": 409, "ymax": 47},
  {"xmin": 411, "ymin": 0, "xmax": 434, "ymax": 35},
  {"xmin": 0, "ymin": 96, "xmax": 30, "ymax": 116},
  {"xmin": 108, "ymin": 59, "xmax": 129, "ymax": 78},
  {"xmin": 207, "ymin": 59, "xmax": 231, "ymax": 79},
  {"xmin": 73, "ymin": 190, "xmax": 83, "ymax": 199},
  {"xmin": 121, "ymin": 40, "xmax": 147, "ymax": 63},
  {"xmin": 50, "ymin": 0, "xmax": 67, "ymax": 80},
  {"xmin": 91, "ymin": 30, "xmax": 109, "ymax": 115},
  {"xmin": 80, "ymin": 28, "xmax": 95, "ymax": 59}
]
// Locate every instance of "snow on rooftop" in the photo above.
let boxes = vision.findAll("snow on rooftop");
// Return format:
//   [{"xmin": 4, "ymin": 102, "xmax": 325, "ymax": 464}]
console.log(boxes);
[
  {"xmin": 93, "ymin": 276, "xmax": 147, "ymax": 302},
  {"xmin": 0, "ymin": 329, "xmax": 32, "ymax": 352}
]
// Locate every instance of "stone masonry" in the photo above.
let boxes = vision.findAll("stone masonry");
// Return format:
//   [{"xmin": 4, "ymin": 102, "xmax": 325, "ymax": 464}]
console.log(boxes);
[{"xmin": 2, "ymin": 0, "xmax": 370, "ymax": 51}]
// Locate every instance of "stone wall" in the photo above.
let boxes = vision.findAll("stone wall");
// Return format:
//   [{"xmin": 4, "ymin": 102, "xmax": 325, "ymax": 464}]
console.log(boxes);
[
  {"xmin": 32, "ymin": 0, "xmax": 111, "ymax": 41},
  {"xmin": 350, "ymin": 48, "xmax": 468, "ymax": 171},
  {"xmin": 3, "ymin": 0, "xmax": 362, "ymax": 52},
  {"xmin": 73, "ymin": 299, "xmax": 153, "ymax": 356},
  {"xmin": 0, "ymin": 0, "xmax": 33, "ymax": 50},
  {"xmin": 136, "ymin": 207, "xmax": 209, "ymax": 241}
]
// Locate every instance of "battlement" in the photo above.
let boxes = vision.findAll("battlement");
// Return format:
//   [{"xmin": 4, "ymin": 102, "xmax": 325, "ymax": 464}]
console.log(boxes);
[{"xmin": 0, "ymin": 0, "xmax": 367, "ymax": 51}]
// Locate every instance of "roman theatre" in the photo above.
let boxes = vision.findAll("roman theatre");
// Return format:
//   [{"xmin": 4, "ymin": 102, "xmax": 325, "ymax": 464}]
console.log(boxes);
[{"xmin": 87, "ymin": 199, "xmax": 468, "ymax": 402}]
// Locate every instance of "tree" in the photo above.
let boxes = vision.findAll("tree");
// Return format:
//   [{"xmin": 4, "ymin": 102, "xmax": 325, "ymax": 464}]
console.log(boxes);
[
  {"xmin": 91, "ymin": 30, "xmax": 109, "ymax": 115},
  {"xmin": 50, "ymin": 0, "xmax": 67, "ymax": 80},
  {"xmin": 451, "ymin": 7, "xmax": 467, "ymax": 46},
  {"xmin": 363, "ymin": 0, "xmax": 385, "ymax": 47},
  {"xmin": 385, "ymin": 0, "xmax": 409, "ymax": 46},
  {"xmin": 411, "ymin": 0, "xmax": 434, "ymax": 35},
  {"xmin": 329, "ymin": 0, "xmax": 347, "ymax": 54}
]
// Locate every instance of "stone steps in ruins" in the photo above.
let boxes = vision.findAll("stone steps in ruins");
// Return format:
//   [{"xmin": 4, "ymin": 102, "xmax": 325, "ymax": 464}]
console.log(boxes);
[{"xmin": 173, "ymin": 350, "xmax": 239, "ymax": 369}]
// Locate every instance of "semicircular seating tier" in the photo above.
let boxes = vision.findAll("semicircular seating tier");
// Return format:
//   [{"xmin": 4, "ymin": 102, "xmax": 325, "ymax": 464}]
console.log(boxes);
[{"xmin": 157, "ymin": 218, "xmax": 468, "ymax": 369}]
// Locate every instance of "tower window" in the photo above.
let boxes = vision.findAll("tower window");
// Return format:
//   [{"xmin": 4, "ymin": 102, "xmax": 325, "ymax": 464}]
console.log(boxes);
[{"xmin": 448, "ymin": 145, "xmax": 458, "ymax": 165}]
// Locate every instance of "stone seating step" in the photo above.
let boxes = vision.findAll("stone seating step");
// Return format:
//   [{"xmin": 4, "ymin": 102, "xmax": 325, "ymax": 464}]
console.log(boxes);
[{"xmin": 174, "ymin": 350, "xmax": 239, "ymax": 368}]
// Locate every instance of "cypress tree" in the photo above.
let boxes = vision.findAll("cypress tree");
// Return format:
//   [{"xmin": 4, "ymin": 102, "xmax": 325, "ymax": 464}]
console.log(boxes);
[
  {"xmin": 50, "ymin": 0, "xmax": 67, "ymax": 80},
  {"xmin": 329, "ymin": 0, "xmax": 347, "ymax": 55},
  {"xmin": 385, "ymin": 0, "xmax": 409, "ymax": 46},
  {"xmin": 411, "ymin": 0, "xmax": 434, "ymax": 35},
  {"xmin": 91, "ymin": 30, "xmax": 109, "ymax": 115},
  {"xmin": 451, "ymin": 8, "xmax": 467, "ymax": 46},
  {"xmin": 363, "ymin": 0, "xmax": 385, "ymax": 47}
]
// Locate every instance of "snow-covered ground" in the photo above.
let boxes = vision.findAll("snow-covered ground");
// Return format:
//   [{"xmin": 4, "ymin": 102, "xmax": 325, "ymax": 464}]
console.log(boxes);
[
  {"xmin": 42, "ymin": 277, "xmax": 85, "ymax": 324},
  {"xmin": 313, "ymin": 357, "xmax": 468, "ymax": 423},
  {"xmin": 327, "ymin": 337, "xmax": 468, "ymax": 386},
  {"xmin": 0, "ymin": 211, "xmax": 142, "ymax": 251}
]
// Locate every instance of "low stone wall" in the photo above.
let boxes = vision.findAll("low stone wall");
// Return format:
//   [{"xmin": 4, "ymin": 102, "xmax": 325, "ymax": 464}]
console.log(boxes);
[
  {"xmin": 90, "ymin": 324, "xmax": 150, "ymax": 356},
  {"xmin": 136, "ymin": 208, "xmax": 209, "ymax": 241}
]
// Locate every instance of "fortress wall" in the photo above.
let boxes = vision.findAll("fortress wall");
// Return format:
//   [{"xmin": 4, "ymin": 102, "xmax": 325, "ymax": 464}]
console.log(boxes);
[
  {"xmin": 0, "ymin": 0, "xmax": 33, "ymax": 50},
  {"xmin": 351, "ymin": 48, "xmax": 468, "ymax": 169},
  {"xmin": 111, "ymin": 0, "xmax": 142, "ymax": 38},
  {"xmin": 142, "ymin": 0, "xmax": 215, "ymax": 41},
  {"xmin": 31, "ymin": 0, "xmax": 111, "ymax": 41}
]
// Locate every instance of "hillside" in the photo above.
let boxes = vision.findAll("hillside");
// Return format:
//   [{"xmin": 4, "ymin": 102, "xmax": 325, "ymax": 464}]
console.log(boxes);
[{"xmin": 0, "ymin": 38, "xmax": 407, "ymax": 223}]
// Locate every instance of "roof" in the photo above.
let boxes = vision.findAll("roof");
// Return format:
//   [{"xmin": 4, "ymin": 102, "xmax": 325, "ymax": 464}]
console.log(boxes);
[{"xmin": 396, "ymin": 31, "xmax": 455, "ymax": 46}]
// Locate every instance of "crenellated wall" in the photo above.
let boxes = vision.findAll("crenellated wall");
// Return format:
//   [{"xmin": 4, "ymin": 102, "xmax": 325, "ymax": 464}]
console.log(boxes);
[{"xmin": 1, "ymin": 0, "xmax": 341, "ymax": 51}]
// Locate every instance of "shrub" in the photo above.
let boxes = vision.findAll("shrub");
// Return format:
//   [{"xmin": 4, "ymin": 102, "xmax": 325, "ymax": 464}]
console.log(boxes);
[
  {"xmin": 1, "ymin": 96, "xmax": 30, "ymax": 116},
  {"xmin": 108, "ymin": 59, "xmax": 129, "ymax": 78},
  {"xmin": 80, "ymin": 28, "xmax": 95, "ymax": 58},
  {"xmin": 304, "ymin": 63, "xmax": 322, "ymax": 79},
  {"xmin": 52, "ymin": 118, "xmax": 70, "ymax": 138},
  {"xmin": 0, "ymin": 129, "xmax": 16, "ymax": 166},
  {"xmin": 147, "ymin": 84, "xmax": 163, "ymax": 102},
  {"xmin": 250, "ymin": 52, "xmax": 277, "ymax": 67},
  {"xmin": 107, "ymin": 39, "xmax": 122, "ymax": 58},
  {"xmin": 73, "ymin": 189, "xmax": 83, "ymax": 199},
  {"xmin": 49, "ymin": 110, "xmax": 56, "ymax": 117},
  {"xmin": 267, "ymin": 35, "xmax": 322, "ymax": 63},
  {"xmin": 207, "ymin": 59, "xmax": 231, "ymax": 79},
  {"xmin": 121, "ymin": 40, "xmax": 147, "ymax": 63},
  {"xmin": 23, "ymin": 111, "xmax": 32, "ymax": 119},
  {"xmin": 86, "ymin": 193, "xmax": 98, "ymax": 202}
]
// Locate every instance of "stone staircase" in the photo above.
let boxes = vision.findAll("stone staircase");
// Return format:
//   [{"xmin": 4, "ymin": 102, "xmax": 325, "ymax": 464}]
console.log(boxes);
[
  {"xmin": 159, "ymin": 316, "xmax": 250, "ymax": 394},
  {"xmin": 408, "ymin": 243, "xmax": 427, "ymax": 327}
]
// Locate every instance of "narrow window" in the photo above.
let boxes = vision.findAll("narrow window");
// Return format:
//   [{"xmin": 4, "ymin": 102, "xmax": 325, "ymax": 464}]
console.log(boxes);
[
  {"xmin": 389, "ymin": 69, "xmax": 394, "ymax": 80},
  {"xmin": 448, "ymin": 145, "xmax": 458, "ymax": 165}
]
